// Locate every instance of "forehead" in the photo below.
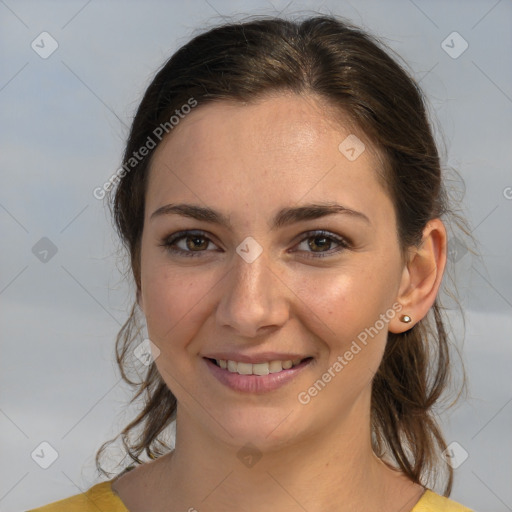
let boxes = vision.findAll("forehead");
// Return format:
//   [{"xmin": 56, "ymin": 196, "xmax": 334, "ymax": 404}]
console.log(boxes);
[
  {"xmin": 146, "ymin": 94, "xmax": 391, "ymax": 223},
  {"xmin": 152, "ymin": 93, "xmax": 366, "ymax": 164}
]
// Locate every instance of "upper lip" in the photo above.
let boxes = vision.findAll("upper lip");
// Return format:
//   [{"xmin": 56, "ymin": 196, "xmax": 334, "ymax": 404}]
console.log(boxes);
[{"xmin": 202, "ymin": 352, "xmax": 311, "ymax": 364}]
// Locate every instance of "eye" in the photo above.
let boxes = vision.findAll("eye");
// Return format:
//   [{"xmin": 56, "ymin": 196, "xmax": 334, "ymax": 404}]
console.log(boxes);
[
  {"xmin": 160, "ymin": 229, "xmax": 350, "ymax": 259},
  {"xmin": 159, "ymin": 230, "xmax": 220, "ymax": 257},
  {"xmin": 294, "ymin": 230, "xmax": 350, "ymax": 258}
]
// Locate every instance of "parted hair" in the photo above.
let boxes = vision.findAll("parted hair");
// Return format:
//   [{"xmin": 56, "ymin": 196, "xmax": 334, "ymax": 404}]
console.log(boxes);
[{"xmin": 97, "ymin": 14, "xmax": 466, "ymax": 496}]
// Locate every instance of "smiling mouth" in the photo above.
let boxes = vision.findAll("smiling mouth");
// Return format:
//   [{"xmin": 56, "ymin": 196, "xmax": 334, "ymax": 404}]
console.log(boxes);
[{"xmin": 206, "ymin": 357, "xmax": 313, "ymax": 376}]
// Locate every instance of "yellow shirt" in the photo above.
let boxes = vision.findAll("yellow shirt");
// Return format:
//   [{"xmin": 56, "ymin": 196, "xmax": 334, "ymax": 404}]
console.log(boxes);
[{"xmin": 27, "ymin": 480, "xmax": 473, "ymax": 511}]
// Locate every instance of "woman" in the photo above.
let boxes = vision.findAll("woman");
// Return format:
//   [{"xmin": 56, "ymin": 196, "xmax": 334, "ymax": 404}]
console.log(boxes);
[{"xmin": 30, "ymin": 14, "xmax": 473, "ymax": 511}]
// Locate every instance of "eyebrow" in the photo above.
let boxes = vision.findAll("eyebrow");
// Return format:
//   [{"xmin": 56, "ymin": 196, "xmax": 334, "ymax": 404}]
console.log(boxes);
[{"xmin": 150, "ymin": 202, "xmax": 371, "ymax": 229}]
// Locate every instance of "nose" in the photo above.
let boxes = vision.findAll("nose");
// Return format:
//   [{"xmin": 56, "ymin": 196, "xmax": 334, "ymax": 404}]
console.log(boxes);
[{"xmin": 215, "ymin": 248, "xmax": 290, "ymax": 338}]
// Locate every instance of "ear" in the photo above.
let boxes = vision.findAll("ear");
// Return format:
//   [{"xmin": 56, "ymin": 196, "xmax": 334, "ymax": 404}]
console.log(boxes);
[{"xmin": 389, "ymin": 218, "xmax": 447, "ymax": 333}]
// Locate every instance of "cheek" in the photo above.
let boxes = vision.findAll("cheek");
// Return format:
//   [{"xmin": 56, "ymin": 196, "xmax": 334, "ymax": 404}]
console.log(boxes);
[
  {"xmin": 141, "ymin": 266, "xmax": 215, "ymax": 393},
  {"xmin": 293, "ymin": 261, "xmax": 398, "ymax": 344},
  {"xmin": 141, "ymin": 262, "xmax": 217, "ymax": 352},
  {"xmin": 292, "ymin": 267, "xmax": 397, "ymax": 409}
]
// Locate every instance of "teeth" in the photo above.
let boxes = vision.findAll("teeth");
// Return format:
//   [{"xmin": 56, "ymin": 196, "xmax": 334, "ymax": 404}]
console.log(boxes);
[
  {"xmin": 269, "ymin": 360, "xmax": 283, "ymax": 373},
  {"xmin": 252, "ymin": 363, "xmax": 270, "ymax": 376},
  {"xmin": 237, "ymin": 362, "xmax": 253, "ymax": 375},
  {"xmin": 214, "ymin": 358, "xmax": 304, "ymax": 375}
]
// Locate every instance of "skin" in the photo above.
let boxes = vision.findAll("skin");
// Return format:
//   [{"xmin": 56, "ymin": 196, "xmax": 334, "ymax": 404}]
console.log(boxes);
[{"xmin": 111, "ymin": 93, "xmax": 447, "ymax": 511}]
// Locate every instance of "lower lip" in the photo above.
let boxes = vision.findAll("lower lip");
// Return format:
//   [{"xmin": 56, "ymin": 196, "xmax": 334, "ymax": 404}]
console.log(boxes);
[{"xmin": 204, "ymin": 358, "xmax": 312, "ymax": 393}]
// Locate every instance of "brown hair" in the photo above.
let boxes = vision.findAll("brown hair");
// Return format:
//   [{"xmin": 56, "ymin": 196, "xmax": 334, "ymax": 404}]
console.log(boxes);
[{"xmin": 97, "ymin": 14, "xmax": 466, "ymax": 495}]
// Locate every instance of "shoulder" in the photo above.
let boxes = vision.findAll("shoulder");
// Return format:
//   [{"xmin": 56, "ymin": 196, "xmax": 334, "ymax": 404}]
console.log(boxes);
[
  {"xmin": 26, "ymin": 480, "xmax": 128, "ymax": 512},
  {"xmin": 412, "ymin": 489, "xmax": 473, "ymax": 512}
]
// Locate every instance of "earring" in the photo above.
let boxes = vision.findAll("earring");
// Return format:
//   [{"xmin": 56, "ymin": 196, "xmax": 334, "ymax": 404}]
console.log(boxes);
[{"xmin": 400, "ymin": 314, "xmax": 412, "ymax": 323}]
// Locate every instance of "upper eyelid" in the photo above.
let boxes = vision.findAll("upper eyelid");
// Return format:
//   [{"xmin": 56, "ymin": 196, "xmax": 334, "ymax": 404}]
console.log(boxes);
[
  {"xmin": 164, "ymin": 230, "xmax": 220, "ymax": 246},
  {"xmin": 162, "ymin": 229, "xmax": 348, "ymax": 252}
]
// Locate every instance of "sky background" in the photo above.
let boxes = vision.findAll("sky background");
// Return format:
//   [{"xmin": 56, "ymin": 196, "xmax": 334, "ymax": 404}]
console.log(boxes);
[{"xmin": 1, "ymin": 0, "xmax": 511, "ymax": 510}]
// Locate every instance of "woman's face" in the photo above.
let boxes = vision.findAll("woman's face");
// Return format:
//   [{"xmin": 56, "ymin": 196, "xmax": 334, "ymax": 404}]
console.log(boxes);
[{"xmin": 139, "ymin": 93, "xmax": 406, "ymax": 448}]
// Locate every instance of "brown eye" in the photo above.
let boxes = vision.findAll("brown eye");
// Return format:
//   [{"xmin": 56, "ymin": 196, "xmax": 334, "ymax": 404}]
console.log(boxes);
[
  {"xmin": 295, "ymin": 230, "xmax": 350, "ymax": 258},
  {"xmin": 160, "ymin": 230, "xmax": 220, "ymax": 257},
  {"xmin": 308, "ymin": 235, "xmax": 332, "ymax": 252},
  {"xmin": 185, "ymin": 235, "xmax": 209, "ymax": 251}
]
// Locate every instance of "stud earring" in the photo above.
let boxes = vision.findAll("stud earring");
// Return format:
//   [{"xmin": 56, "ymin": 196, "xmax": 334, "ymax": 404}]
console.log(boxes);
[{"xmin": 400, "ymin": 314, "xmax": 412, "ymax": 323}]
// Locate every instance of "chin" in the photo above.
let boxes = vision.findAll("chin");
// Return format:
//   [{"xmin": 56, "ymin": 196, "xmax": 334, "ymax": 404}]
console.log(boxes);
[{"xmin": 204, "ymin": 401, "xmax": 311, "ymax": 451}]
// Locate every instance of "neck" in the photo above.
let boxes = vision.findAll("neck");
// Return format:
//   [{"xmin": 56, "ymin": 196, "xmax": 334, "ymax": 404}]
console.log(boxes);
[{"xmin": 153, "ymin": 388, "xmax": 419, "ymax": 512}]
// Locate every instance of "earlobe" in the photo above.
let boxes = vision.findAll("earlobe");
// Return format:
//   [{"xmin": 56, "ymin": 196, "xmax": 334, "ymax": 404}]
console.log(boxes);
[
  {"xmin": 389, "ymin": 219, "xmax": 447, "ymax": 334},
  {"xmin": 399, "ymin": 314, "xmax": 412, "ymax": 324}
]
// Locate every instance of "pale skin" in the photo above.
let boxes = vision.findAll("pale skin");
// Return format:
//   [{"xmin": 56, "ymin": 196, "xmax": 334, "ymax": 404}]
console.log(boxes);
[{"xmin": 111, "ymin": 93, "xmax": 447, "ymax": 511}]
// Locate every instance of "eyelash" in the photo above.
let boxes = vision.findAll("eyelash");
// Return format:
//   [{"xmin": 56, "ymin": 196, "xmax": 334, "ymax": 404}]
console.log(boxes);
[{"xmin": 159, "ymin": 229, "xmax": 350, "ymax": 259}]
